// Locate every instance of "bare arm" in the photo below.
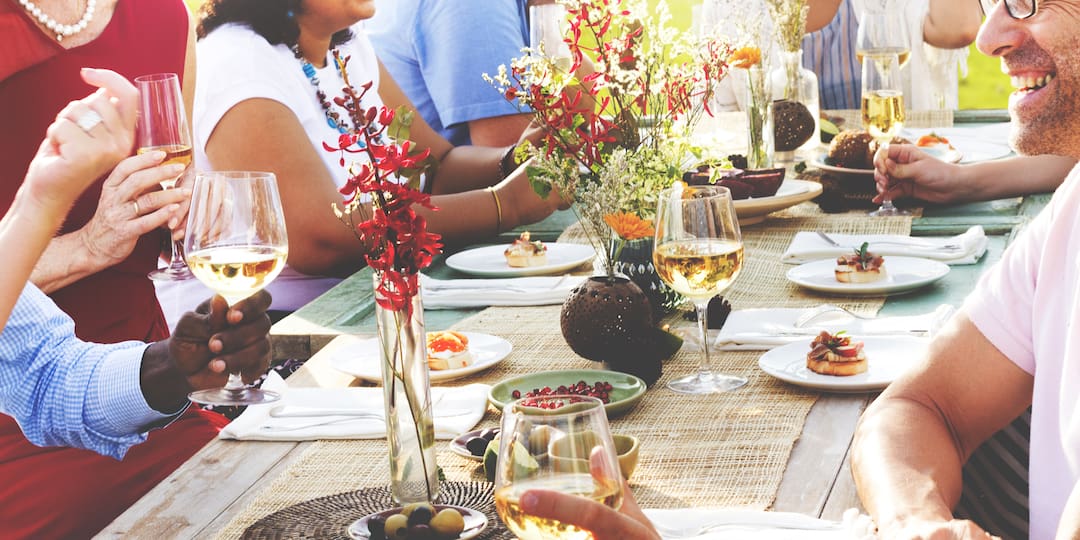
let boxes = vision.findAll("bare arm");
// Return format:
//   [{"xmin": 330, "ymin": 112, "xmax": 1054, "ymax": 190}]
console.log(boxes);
[
  {"xmin": 0, "ymin": 69, "xmax": 137, "ymax": 324},
  {"xmin": 874, "ymin": 146, "xmax": 1073, "ymax": 204},
  {"xmin": 852, "ymin": 311, "xmax": 1032, "ymax": 536},
  {"xmin": 468, "ymin": 114, "xmax": 535, "ymax": 147},
  {"xmin": 923, "ymin": 0, "xmax": 982, "ymax": 49},
  {"xmin": 1057, "ymin": 483, "xmax": 1080, "ymax": 540},
  {"xmin": 204, "ymin": 98, "xmax": 562, "ymax": 277}
]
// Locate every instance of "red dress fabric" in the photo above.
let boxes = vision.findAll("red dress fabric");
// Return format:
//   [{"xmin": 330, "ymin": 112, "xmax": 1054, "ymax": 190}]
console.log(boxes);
[{"xmin": 0, "ymin": 2, "xmax": 228, "ymax": 538}]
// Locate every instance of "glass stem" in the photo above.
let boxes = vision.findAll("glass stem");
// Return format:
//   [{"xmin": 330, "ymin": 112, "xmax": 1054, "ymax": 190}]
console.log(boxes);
[
  {"xmin": 224, "ymin": 372, "xmax": 247, "ymax": 392},
  {"xmin": 694, "ymin": 300, "xmax": 715, "ymax": 383},
  {"xmin": 167, "ymin": 239, "xmax": 186, "ymax": 268}
]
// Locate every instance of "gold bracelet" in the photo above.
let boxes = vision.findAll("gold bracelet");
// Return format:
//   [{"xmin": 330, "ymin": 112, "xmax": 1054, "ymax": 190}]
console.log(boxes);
[{"xmin": 487, "ymin": 188, "xmax": 503, "ymax": 234}]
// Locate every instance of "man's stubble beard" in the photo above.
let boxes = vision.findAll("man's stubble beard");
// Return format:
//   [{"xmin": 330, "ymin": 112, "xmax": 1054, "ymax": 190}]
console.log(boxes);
[{"xmin": 1011, "ymin": 37, "xmax": 1080, "ymax": 159}]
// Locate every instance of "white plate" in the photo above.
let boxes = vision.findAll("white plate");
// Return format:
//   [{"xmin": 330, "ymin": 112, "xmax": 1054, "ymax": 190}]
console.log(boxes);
[
  {"xmin": 329, "ymin": 332, "xmax": 513, "ymax": 384},
  {"xmin": 733, "ymin": 179, "xmax": 823, "ymax": 225},
  {"xmin": 758, "ymin": 336, "xmax": 929, "ymax": 392},
  {"xmin": 903, "ymin": 128, "xmax": 1013, "ymax": 163},
  {"xmin": 446, "ymin": 243, "xmax": 595, "ymax": 277},
  {"xmin": 810, "ymin": 149, "xmax": 960, "ymax": 175},
  {"xmin": 786, "ymin": 256, "xmax": 950, "ymax": 295}
]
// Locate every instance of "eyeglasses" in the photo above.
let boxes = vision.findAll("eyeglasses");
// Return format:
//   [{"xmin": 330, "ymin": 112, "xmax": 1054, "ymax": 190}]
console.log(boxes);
[{"xmin": 979, "ymin": 0, "xmax": 1038, "ymax": 19}]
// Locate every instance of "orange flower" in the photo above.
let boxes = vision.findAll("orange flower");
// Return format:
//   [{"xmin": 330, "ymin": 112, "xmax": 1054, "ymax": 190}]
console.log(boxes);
[
  {"xmin": 604, "ymin": 213, "xmax": 654, "ymax": 241},
  {"xmin": 730, "ymin": 46, "xmax": 761, "ymax": 69}
]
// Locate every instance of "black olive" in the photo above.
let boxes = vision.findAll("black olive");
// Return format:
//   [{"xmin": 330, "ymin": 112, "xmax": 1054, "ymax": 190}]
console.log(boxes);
[
  {"xmin": 480, "ymin": 428, "xmax": 500, "ymax": 441},
  {"xmin": 465, "ymin": 436, "xmax": 489, "ymax": 456},
  {"xmin": 407, "ymin": 505, "xmax": 435, "ymax": 527},
  {"xmin": 368, "ymin": 516, "xmax": 387, "ymax": 540}
]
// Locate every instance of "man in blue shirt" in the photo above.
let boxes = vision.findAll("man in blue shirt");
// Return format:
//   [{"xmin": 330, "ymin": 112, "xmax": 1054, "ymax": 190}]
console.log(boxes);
[
  {"xmin": 368, "ymin": 0, "xmax": 532, "ymax": 147},
  {"xmin": 0, "ymin": 68, "xmax": 273, "ymax": 460}
]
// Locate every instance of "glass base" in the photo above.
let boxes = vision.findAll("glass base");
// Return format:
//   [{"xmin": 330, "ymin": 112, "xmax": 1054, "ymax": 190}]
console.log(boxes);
[
  {"xmin": 667, "ymin": 372, "xmax": 747, "ymax": 394},
  {"xmin": 149, "ymin": 263, "xmax": 194, "ymax": 281},
  {"xmin": 868, "ymin": 203, "xmax": 910, "ymax": 217},
  {"xmin": 188, "ymin": 386, "xmax": 280, "ymax": 406}
]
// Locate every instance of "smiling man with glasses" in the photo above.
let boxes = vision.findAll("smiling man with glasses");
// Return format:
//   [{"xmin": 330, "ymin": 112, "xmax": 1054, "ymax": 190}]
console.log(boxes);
[{"xmin": 850, "ymin": 0, "xmax": 1080, "ymax": 537}]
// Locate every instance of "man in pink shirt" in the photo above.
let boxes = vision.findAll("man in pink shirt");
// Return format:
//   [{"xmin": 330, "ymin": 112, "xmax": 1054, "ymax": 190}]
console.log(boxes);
[
  {"xmin": 850, "ymin": 0, "xmax": 1080, "ymax": 537},
  {"xmin": 501, "ymin": 0, "xmax": 1080, "ymax": 538}
]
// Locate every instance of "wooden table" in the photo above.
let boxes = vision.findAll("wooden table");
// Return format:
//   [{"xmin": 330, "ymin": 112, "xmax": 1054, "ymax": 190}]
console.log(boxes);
[{"xmin": 98, "ymin": 113, "xmax": 1044, "ymax": 539}]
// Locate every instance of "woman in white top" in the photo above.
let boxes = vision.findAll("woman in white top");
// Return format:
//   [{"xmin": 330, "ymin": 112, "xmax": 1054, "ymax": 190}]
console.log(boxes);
[{"xmin": 160, "ymin": 0, "xmax": 564, "ymax": 318}]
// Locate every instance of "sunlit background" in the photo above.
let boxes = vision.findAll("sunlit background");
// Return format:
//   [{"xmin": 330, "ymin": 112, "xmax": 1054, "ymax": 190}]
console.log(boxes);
[{"xmin": 182, "ymin": 0, "xmax": 1009, "ymax": 109}]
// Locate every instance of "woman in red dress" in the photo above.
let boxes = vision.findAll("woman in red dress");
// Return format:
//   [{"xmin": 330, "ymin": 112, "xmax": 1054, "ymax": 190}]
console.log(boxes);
[{"xmin": 0, "ymin": 1, "xmax": 228, "ymax": 537}]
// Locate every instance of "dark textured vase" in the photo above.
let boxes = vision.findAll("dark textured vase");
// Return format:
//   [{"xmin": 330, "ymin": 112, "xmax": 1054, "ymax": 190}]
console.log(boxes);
[
  {"xmin": 610, "ymin": 237, "xmax": 669, "ymax": 319},
  {"xmin": 560, "ymin": 276, "xmax": 662, "ymax": 385}
]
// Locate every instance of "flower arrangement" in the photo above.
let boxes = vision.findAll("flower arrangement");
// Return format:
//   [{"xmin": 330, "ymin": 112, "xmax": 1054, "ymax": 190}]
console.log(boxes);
[
  {"xmin": 485, "ymin": 0, "xmax": 738, "ymax": 279},
  {"xmin": 325, "ymin": 52, "xmax": 442, "ymax": 503},
  {"xmin": 765, "ymin": 0, "xmax": 810, "ymax": 54}
]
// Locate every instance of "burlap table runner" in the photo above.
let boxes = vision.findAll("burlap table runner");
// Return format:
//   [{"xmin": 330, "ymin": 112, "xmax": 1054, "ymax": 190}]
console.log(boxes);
[{"xmin": 216, "ymin": 203, "xmax": 911, "ymax": 539}]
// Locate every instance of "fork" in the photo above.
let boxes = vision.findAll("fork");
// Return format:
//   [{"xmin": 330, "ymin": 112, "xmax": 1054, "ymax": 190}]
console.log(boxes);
[
  {"xmin": 794, "ymin": 304, "xmax": 876, "ymax": 328},
  {"xmin": 652, "ymin": 517, "xmax": 841, "ymax": 538},
  {"xmin": 816, "ymin": 231, "xmax": 962, "ymax": 252}
]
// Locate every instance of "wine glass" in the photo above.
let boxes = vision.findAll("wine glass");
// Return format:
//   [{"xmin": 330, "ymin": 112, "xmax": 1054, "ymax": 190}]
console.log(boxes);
[
  {"xmin": 653, "ymin": 184, "xmax": 747, "ymax": 394},
  {"xmin": 494, "ymin": 396, "xmax": 624, "ymax": 540},
  {"xmin": 529, "ymin": 1, "xmax": 573, "ymax": 71},
  {"xmin": 185, "ymin": 171, "xmax": 289, "ymax": 406},
  {"xmin": 861, "ymin": 52, "xmax": 909, "ymax": 217},
  {"xmin": 135, "ymin": 73, "xmax": 196, "ymax": 281},
  {"xmin": 855, "ymin": 7, "xmax": 912, "ymax": 69}
]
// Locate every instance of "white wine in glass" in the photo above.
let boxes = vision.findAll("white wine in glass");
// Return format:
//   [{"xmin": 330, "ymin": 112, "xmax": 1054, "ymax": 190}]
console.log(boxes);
[
  {"xmin": 862, "ymin": 52, "xmax": 909, "ymax": 217},
  {"xmin": 185, "ymin": 171, "xmax": 288, "ymax": 406},
  {"xmin": 855, "ymin": 9, "xmax": 912, "ymax": 68},
  {"xmin": 135, "ymin": 72, "xmax": 196, "ymax": 280},
  {"xmin": 494, "ymin": 396, "xmax": 623, "ymax": 540},
  {"xmin": 653, "ymin": 184, "xmax": 746, "ymax": 394}
]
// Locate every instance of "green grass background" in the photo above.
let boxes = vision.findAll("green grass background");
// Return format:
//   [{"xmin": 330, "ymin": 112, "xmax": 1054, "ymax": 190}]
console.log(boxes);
[{"xmin": 183, "ymin": 0, "xmax": 1008, "ymax": 109}]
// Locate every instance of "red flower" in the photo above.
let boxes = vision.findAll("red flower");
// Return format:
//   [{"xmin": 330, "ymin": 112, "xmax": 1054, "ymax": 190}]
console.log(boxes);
[{"xmin": 327, "ymin": 52, "xmax": 443, "ymax": 316}]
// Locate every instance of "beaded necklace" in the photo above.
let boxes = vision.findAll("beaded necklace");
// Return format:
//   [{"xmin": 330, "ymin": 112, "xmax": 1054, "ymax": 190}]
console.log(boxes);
[
  {"xmin": 291, "ymin": 44, "xmax": 352, "ymax": 135},
  {"xmin": 18, "ymin": 0, "xmax": 96, "ymax": 42}
]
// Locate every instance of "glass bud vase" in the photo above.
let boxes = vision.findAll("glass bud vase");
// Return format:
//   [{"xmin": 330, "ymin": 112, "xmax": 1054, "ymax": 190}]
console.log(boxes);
[
  {"xmin": 770, "ymin": 49, "xmax": 820, "ymax": 166},
  {"xmin": 745, "ymin": 65, "xmax": 774, "ymax": 169},
  {"xmin": 373, "ymin": 274, "xmax": 439, "ymax": 505}
]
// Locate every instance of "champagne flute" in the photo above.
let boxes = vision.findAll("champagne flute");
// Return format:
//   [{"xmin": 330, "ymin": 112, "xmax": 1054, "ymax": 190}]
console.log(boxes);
[
  {"xmin": 653, "ymin": 184, "xmax": 746, "ymax": 394},
  {"xmin": 135, "ymin": 73, "xmax": 195, "ymax": 281},
  {"xmin": 494, "ymin": 396, "xmax": 623, "ymax": 540},
  {"xmin": 185, "ymin": 171, "xmax": 289, "ymax": 406},
  {"xmin": 862, "ymin": 52, "xmax": 909, "ymax": 217}
]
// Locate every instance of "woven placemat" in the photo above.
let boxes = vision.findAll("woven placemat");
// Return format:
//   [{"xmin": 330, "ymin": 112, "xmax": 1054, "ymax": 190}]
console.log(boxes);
[
  {"xmin": 241, "ymin": 482, "xmax": 508, "ymax": 540},
  {"xmin": 216, "ymin": 207, "xmax": 912, "ymax": 539}
]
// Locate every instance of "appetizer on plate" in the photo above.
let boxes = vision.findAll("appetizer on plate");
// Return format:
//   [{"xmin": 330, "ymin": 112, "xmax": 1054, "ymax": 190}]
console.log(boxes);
[
  {"xmin": 835, "ymin": 242, "xmax": 886, "ymax": 283},
  {"xmin": 916, "ymin": 133, "xmax": 956, "ymax": 158},
  {"xmin": 504, "ymin": 231, "xmax": 547, "ymax": 267},
  {"xmin": 427, "ymin": 330, "xmax": 473, "ymax": 370},
  {"xmin": 807, "ymin": 331, "xmax": 868, "ymax": 376}
]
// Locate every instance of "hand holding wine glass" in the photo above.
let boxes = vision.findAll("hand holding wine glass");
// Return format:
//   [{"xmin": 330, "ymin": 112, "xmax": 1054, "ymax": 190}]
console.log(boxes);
[
  {"xmin": 495, "ymin": 396, "xmax": 624, "ymax": 540},
  {"xmin": 653, "ymin": 184, "xmax": 746, "ymax": 394},
  {"xmin": 862, "ymin": 52, "xmax": 909, "ymax": 217},
  {"xmin": 135, "ymin": 72, "xmax": 196, "ymax": 280},
  {"xmin": 185, "ymin": 171, "xmax": 288, "ymax": 406}
]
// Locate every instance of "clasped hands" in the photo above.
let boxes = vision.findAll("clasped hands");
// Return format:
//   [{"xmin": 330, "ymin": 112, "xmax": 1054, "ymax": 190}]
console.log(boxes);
[{"xmin": 140, "ymin": 290, "xmax": 273, "ymax": 414}]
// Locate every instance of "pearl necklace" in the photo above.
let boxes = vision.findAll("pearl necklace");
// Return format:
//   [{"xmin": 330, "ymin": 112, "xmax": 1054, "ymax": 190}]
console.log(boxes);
[
  {"xmin": 17, "ymin": 0, "xmax": 97, "ymax": 42},
  {"xmin": 291, "ymin": 44, "xmax": 352, "ymax": 135}
]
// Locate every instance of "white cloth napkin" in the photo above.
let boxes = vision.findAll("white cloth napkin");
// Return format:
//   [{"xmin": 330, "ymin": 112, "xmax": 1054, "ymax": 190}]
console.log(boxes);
[
  {"xmin": 219, "ymin": 373, "xmax": 490, "ymax": 441},
  {"xmin": 780, "ymin": 226, "xmax": 987, "ymax": 265},
  {"xmin": 644, "ymin": 508, "xmax": 877, "ymax": 540},
  {"xmin": 715, "ymin": 304, "xmax": 955, "ymax": 350},
  {"xmin": 420, "ymin": 274, "xmax": 586, "ymax": 309}
]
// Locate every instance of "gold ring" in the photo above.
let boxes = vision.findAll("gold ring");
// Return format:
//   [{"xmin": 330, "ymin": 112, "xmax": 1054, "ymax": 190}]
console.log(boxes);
[
  {"xmin": 132, "ymin": 200, "xmax": 140, "ymax": 216},
  {"xmin": 75, "ymin": 109, "xmax": 103, "ymax": 132}
]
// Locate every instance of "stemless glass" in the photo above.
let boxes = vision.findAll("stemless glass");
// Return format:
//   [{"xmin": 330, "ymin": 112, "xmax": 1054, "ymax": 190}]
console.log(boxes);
[
  {"xmin": 653, "ymin": 184, "xmax": 747, "ymax": 394},
  {"xmin": 494, "ymin": 396, "xmax": 623, "ymax": 540},
  {"xmin": 135, "ymin": 73, "xmax": 196, "ymax": 281},
  {"xmin": 185, "ymin": 171, "xmax": 289, "ymax": 406},
  {"xmin": 861, "ymin": 52, "xmax": 909, "ymax": 217}
]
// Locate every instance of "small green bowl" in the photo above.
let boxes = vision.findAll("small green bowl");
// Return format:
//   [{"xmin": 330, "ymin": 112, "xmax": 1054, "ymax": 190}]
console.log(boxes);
[{"xmin": 547, "ymin": 431, "xmax": 640, "ymax": 480}]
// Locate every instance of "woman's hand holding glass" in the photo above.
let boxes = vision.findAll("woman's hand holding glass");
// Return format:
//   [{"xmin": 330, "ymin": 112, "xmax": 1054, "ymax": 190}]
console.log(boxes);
[
  {"xmin": 184, "ymin": 171, "xmax": 288, "ymax": 406},
  {"xmin": 495, "ymin": 396, "xmax": 624, "ymax": 540}
]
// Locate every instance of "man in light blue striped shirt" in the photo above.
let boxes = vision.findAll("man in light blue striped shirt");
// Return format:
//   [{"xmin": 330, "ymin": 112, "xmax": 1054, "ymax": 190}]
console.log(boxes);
[{"xmin": 0, "ymin": 68, "xmax": 273, "ymax": 460}]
